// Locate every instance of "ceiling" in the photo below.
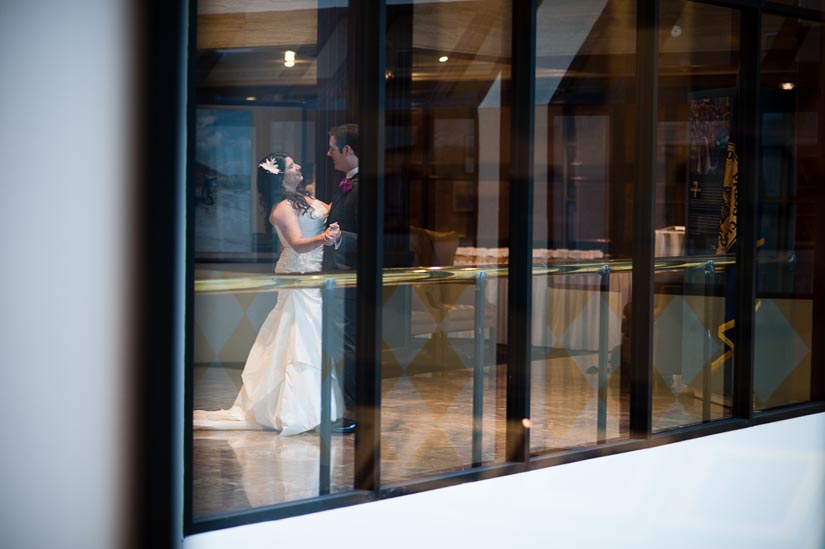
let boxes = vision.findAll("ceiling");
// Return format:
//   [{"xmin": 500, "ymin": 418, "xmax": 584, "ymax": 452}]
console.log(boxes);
[{"xmin": 195, "ymin": 1, "xmax": 814, "ymax": 106}]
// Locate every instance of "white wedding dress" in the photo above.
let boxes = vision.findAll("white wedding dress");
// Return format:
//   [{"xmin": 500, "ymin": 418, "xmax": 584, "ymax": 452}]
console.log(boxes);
[{"xmin": 194, "ymin": 199, "xmax": 343, "ymax": 435}]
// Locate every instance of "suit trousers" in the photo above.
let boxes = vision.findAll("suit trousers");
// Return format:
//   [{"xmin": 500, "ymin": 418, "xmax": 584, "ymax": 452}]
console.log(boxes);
[{"xmin": 327, "ymin": 286, "xmax": 357, "ymax": 412}]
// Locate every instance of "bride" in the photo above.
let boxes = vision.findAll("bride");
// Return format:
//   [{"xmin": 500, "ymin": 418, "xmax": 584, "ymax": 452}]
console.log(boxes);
[{"xmin": 195, "ymin": 152, "xmax": 344, "ymax": 435}]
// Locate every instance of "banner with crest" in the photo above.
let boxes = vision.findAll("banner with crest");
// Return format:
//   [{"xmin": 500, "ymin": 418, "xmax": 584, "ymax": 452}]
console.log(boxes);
[{"xmin": 686, "ymin": 91, "xmax": 735, "ymax": 255}]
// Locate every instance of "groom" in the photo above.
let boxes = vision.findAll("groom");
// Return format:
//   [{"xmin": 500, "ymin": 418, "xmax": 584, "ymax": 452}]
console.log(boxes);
[{"xmin": 324, "ymin": 123, "xmax": 359, "ymax": 434}]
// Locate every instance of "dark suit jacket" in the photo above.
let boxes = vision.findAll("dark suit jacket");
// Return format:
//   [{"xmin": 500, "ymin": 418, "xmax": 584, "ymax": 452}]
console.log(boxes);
[{"xmin": 323, "ymin": 173, "xmax": 358, "ymax": 271}]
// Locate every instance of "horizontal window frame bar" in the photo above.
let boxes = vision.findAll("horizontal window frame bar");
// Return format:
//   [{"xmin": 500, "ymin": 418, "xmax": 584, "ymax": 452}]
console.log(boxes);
[
  {"xmin": 186, "ymin": 401, "xmax": 823, "ymax": 534},
  {"xmin": 751, "ymin": 401, "xmax": 825, "ymax": 423},
  {"xmin": 379, "ymin": 462, "xmax": 528, "ymax": 498},
  {"xmin": 187, "ymin": 491, "xmax": 374, "ymax": 535}
]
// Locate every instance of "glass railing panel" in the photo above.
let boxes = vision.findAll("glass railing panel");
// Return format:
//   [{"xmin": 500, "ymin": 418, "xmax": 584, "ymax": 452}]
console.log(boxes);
[
  {"xmin": 651, "ymin": 261, "xmax": 734, "ymax": 430},
  {"xmin": 531, "ymin": 266, "xmax": 632, "ymax": 451},
  {"xmin": 192, "ymin": 274, "xmax": 356, "ymax": 520},
  {"xmin": 381, "ymin": 272, "xmax": 504, "ymax": 482}
]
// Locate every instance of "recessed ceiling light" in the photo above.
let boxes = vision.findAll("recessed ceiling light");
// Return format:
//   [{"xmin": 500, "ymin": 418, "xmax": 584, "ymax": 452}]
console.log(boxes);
[
  {"xmin": 780, "ymin": 82, "xmax": 795, "ymax": 91},
  {"xmin": 438, "ymin": 55, "xmax": 448, "ymax": 63},
  {"xmin": 245, "ymin": 96, "xmax": 256, "ymax": 101}
]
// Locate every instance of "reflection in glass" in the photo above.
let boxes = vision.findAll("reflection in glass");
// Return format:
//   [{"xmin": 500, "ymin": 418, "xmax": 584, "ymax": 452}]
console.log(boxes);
[
  {"xmin": 652, "ymin": 1, "xmax": 738, "ymax": 431},
  {"xmin": 192, "ymin": 428, "xmax": 351, "ymax": 518},
  {"xmin": 754, "ymin": 17, "xmax": 822, "ymax": 410},
  {"xmin": 380, "ymin": 0, "xmax": 510, "ymax": 482},
  {"xmin": 530, "ymin": 0, "xmax": 635, "ymax": 453},
  {"xmin": 190, "ymin": 1, "xmax": 354, "ymax": 521}
]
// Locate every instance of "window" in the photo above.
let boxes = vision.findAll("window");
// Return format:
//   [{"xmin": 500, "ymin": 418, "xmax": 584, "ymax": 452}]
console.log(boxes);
[{"xmin": 184, "ymin": 0, "xmax": 825, "ymax": 534}]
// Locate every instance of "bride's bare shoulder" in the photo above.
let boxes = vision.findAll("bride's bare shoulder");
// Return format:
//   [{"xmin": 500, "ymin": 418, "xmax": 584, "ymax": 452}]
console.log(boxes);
[{"xmin": 270, "ymin": 199, "xmax": 298, "ymax": 223}]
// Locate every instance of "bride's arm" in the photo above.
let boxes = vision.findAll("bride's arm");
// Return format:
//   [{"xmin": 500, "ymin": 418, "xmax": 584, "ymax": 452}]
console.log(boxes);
[{"xmin": 270, "ymin": 201, "xmax": 335, "ymax": 254}]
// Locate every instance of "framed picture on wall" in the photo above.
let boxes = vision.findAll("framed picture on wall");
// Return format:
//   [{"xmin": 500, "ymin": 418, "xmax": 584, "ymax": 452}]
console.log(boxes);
[{"xmin": 194, "ymin": 108, "xmax": 254, "ymax": 256}]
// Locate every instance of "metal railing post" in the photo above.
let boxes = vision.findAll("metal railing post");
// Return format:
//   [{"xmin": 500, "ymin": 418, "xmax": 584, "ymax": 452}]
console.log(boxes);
[
  {"xmin": 702, "ymin": 261, "xmax": 714, "ymax": 423},
  {"xmin": 319, "ymin": 279, "xmax": 334, "ymax": 494},
  {"xmin": 597, "ymin": 265, "xmax": 610, "ymax": 443},
  {"xmin": 472, "ymin": 271, "xmax": 487, "ymax": 466}
]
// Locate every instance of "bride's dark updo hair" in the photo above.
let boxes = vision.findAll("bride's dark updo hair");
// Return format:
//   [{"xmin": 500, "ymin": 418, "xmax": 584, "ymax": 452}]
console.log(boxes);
[{"xmin": 256, "ymin": 152, "xmax": 313, "ymax": 228}]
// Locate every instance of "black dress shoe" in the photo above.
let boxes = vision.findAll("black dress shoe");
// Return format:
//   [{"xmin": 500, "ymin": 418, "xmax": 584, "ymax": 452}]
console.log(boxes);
[{"xmin": 331, "ymin": 418, "xmax": 357, "ymax": 434}]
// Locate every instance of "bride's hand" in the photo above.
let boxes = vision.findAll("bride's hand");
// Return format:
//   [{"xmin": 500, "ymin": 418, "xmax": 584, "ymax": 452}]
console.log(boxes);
[{"xmin": 323, "ymin": 223, "xmax": 340, "ymax": 246}]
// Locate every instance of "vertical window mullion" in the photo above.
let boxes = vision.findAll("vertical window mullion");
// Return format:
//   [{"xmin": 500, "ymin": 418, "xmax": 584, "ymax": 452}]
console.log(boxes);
[
  {"xmin": 629, "ymin": 0, "xmax": 658, "ymax": 438},
  {"xmin": 813, "ymin": 19, "xmax": 825, "ymax": 403},
  {"xmin": 733, "ymin": 6, "xmax": 760, "ymax": 419},
  {"xmin": 142, "ymin": 0, "xmax": 189, "ymax": 542},
  {"xmin": 350, "ymin": 0, "xmax": 386, "ymax": 492},
  {"xmin": 506, "ymin": 0, "xmax": 536, "ymax": 463},
  {"xmin": 183, "ymin": 0, "xmax": 197, "ymax": 534}
]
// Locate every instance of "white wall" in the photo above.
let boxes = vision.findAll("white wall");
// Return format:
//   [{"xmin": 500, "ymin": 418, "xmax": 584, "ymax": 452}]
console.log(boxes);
[
  {"xmin": 186, "ymin": 413, "xmax": 825, "ymax": 549},
  {"xmin": 1, "ymin": 1, "xmax": 132, "ymax": 548}
]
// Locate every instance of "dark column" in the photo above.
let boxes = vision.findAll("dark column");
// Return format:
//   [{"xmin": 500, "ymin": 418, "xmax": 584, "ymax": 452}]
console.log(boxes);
[
  {"xmin": 385, "ymin": 3, "xmax": 414, "ymax": 267},
  {"xmin": 733, "ymin": 7, "xmax": 760, "ymax": 419},
  {"xmin": 350, "ymin": 0, "xmax": 386, "ymax": 492},
  {"xmin": 506, "ymin": 0, "xmax": 536, "ymax": 464},
  {"xmin": 629, "ymin": 0, "xmax": 657, "ymax": 438},
  {"xmin": 134, "ymin": 0, "xmax": 187, "ymax": 546}
]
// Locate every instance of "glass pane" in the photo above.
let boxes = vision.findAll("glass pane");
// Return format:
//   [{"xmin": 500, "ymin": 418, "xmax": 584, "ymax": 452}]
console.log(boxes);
[
  {"xmin": 380, "ymin": 0, "xmax": 510, "ymax": 482},
  {"xmin": 530, "ymin": 0, "xmax": 635, "ymax": 453},
  {"xmin": 755, "ymin": 16, "xmax": 822, "ymax": 410},
  {"xmin": 190, "ymin": 1, "xmax": 354, "ymax": 521},
  {"xmin": 652, "ymin": 1, "xmax": 739, "ymax": 431}
]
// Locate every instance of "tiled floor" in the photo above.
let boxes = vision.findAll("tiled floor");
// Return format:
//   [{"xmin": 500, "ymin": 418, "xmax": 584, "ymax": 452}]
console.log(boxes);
[{"xmin": 192, "ymin": 353, "xmax": 729, "ymax": 520}]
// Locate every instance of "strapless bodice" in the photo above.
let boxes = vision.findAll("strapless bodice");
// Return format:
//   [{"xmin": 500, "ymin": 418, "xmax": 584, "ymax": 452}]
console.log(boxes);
[{"xmin": 274, "ymin": 199, "xmax": 328, "ymax": 274}]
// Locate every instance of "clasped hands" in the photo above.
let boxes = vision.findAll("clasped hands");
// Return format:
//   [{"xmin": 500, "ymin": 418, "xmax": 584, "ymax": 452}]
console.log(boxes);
[{"xmin": 323, "ymin": 222, "xmax": 341, "ymax": 246}]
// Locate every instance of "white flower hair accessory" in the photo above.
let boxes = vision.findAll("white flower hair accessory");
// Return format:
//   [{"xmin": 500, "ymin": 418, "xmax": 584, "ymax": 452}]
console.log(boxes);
[{"xmin": 259, "ymin": 158, "xmax": 282, "ymax": 175}]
